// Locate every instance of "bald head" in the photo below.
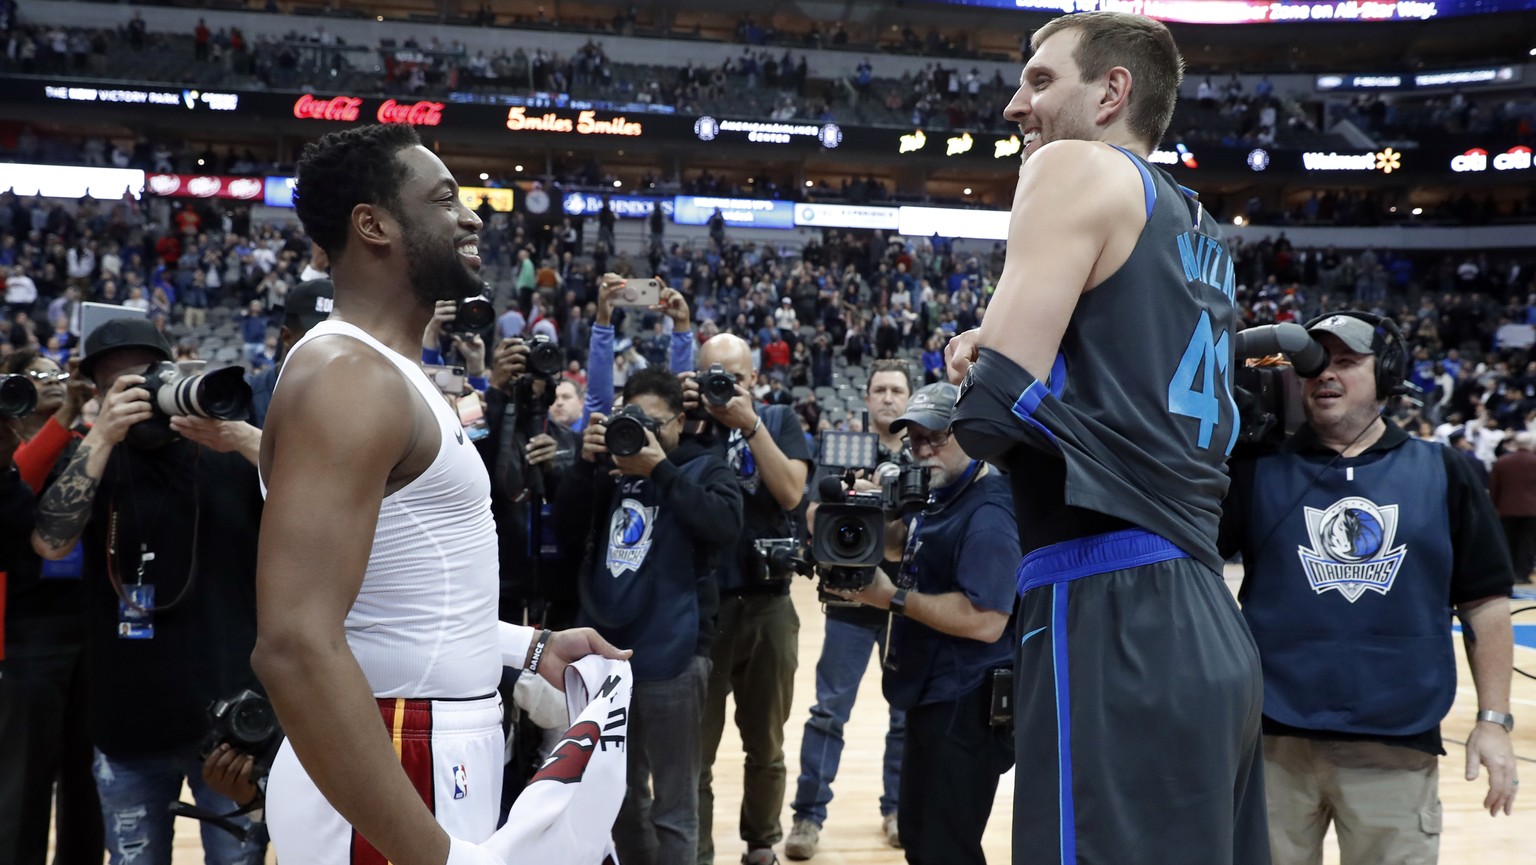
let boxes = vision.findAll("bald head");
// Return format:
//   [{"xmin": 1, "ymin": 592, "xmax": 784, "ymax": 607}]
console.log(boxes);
[{"xmin": 699, "ymin": 333, "xmax": 756, "ymax": 384}]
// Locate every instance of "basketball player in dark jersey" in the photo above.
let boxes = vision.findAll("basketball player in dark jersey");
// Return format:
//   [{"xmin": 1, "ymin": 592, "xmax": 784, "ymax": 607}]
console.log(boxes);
[{"xmin": 944, "ymin": 13, "xmax": 1268, "ymax": 865}]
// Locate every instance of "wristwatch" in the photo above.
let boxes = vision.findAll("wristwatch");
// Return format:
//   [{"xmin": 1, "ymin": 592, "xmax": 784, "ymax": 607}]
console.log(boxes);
[
  {"xmin": 888, "ymin": 588, "xmax": 909, "ymax": 617},
  {"xmin": 1476, "ymin": 710, "xmax": 1515, "ymax": 732}
]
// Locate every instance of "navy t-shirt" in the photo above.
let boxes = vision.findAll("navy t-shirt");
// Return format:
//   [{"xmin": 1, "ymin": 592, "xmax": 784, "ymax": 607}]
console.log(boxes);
[{"xmin": 884, "ymin": 467, "xmax": 1019, "ymax": 709}]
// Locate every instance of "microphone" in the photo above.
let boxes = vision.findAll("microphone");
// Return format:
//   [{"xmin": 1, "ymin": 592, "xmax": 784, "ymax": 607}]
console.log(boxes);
[
  {"xmin": 1234, "ymin": 323, "xmax": 1330, "ymax": 378},
  {"xmin": 818, "ymin": 474, "xmax": 849, "ymax": 503}
]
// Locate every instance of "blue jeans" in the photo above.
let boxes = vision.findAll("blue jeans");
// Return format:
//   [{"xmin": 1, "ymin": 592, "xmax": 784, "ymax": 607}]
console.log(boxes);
[
  {"xmin": 94, "ymin": 747, "xmax": 267, "ymax": 865},
  {"xmin": 791, "ymin": 616, "xmax": 905, "ymax": 827}
]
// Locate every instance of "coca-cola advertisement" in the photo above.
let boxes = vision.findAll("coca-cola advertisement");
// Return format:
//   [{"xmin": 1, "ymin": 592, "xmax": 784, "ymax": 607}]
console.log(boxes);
[
  {"xmin": 147, "ymin": 173, "xmax": 265, "ymax": 200},
  {"xmin": 376, "ymin": 99, "xmax": 444, "ymax": 127},
  {"xmin": 292, "ymin": 93, "xmax": 363, "ymax": 122}
]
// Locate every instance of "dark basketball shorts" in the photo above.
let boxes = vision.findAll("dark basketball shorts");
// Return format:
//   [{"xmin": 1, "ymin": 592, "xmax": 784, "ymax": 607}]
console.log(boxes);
[{"xmin": 1011, "ymin": 528, "xmax": 1270, "ymax": 865}]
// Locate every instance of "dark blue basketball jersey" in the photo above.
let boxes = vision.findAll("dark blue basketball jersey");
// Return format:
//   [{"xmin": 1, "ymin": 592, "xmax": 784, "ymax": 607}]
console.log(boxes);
[{"xmin": 955, "ymin": 146, "xmax": 1239, "ymax": 571}]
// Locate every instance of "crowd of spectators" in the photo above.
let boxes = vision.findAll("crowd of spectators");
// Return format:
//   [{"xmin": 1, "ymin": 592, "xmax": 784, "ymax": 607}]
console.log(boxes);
[
  {"xmin": 3, "ymin": 177, "xmax": 1535, "ymax": 449},
  {"xmin": 1328, "ymin": 90, "xmax": 1536, "ymax": 143}
]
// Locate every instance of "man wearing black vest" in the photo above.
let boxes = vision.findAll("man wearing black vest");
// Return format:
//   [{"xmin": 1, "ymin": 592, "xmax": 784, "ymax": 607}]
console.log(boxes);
[{"xmin": 1220, "ymin": 311, "xmax": 1518, "ymax": 865}]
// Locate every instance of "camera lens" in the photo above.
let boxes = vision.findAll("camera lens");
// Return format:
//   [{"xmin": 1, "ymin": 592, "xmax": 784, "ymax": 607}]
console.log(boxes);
[
  {"xmin": 230, "ymin": 697, "xmax": 277, "ymax": 744},
  {"xmin": 0, "ymin": 374, "xmax": 38, "ymax": 419},
  {"xmin": 605, "ymin": 415, "xmax": 648, "ymax": 457},
  {"xmin": 831, "ymin": 520, "xmax": 869, "ymax": 558},
  {"xmin": 456, "ymin": 298, "xmax": 496, "ymax": 332},
  {"xmin": 528, "ymin": 338, "xmax": 564, "ymax": 378},
  {"xmin": 170, "ymin": 367, "xmax": 253, "ymax": 420}
]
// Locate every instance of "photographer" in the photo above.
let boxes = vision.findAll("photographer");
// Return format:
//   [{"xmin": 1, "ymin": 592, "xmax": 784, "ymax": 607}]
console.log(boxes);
[
  {"xmin": 1221, "ymin": 312, "xmax": 1517, "ymax": 865},
  {"xmin": 561, "ymin": 367, "xmax": 743, "ymax": 865},
  {"xmin": 0, "ymin": 352, "xmax": 101, "ymax": 865},
  {"xmin": 28, "ymin": 318, "xmax": 268, "ymax": 864},
  {"xmin": 248, "ymin": 278, "xmax": 333, "ymax": 429},
  {"xmin": 691, "ymin": 332, "xmax": 813, "ymax": 865},
  {"xmin": 827, "ymin": 383, "xmax": 1017, "ymax": 865},
  {"xmin": 477, "ymin": 334, "xmax": 582, "ymax": 628},
  {"xmin": 788, "ymin": 359, "xmax": 913, "ymax": 858}
]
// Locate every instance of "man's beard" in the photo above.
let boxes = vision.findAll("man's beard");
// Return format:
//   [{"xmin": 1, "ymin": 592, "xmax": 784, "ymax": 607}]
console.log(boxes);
[{"xmin": 401, "ymin": 217, "xmax": 483, "ymax": 306}]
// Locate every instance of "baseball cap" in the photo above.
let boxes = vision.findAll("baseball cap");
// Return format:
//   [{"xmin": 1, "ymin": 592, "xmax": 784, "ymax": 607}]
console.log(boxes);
[
  {"xmin": 890, "ymin": 382, "xmax": 958, "ymax": 434},
  {"xmin": 1306, "ymin": 314, "xmax": 1377, "ymax": 355},
  {"xmin": 80, "ymin": 317, "xmax": 173, "ymax": 381},
  {"xmin": 286, "ymin": 278, "xmax": 335, "ymax": 331}
]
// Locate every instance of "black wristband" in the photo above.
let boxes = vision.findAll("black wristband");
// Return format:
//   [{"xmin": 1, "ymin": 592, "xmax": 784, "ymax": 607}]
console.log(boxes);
[{"xmin": 526, "ymin": 628, "xmax": 554, "ymax": 675}]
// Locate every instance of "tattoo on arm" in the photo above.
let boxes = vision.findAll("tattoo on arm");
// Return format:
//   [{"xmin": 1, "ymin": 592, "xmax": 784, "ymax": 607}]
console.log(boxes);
[{"xmin": 35, "ymin": 444, "xmax": 101, "ymax": 551}]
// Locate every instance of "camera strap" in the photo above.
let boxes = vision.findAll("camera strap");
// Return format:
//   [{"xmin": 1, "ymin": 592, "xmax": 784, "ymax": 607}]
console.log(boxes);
[
  {"xmin": 169, "ymin": 795, "xmax": 263, "ymax": 842},
  {"xmin": 106, "ymin": 444, "xmax": 202, "ymax": 613}
]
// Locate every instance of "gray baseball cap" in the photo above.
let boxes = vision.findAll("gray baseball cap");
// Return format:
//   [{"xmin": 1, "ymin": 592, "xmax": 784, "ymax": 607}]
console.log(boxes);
[
  {"xmin": 1306, "ymin": 314, "xmax": 1377, "ymax": 355},
  {"xmin": 890, "ymin": 382, "xmax": 958, "ymax": 434}
]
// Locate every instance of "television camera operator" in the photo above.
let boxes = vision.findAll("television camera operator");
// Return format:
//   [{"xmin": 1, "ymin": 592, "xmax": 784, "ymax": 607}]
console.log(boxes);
[
  {"xmin": 1221, "ymin": 311, "xmax": 1517, "ymax": 865},
  {"xmin": 560, "ymin": 366, "xmax": 743, "ymax": 865},
  {"xmin": 826, "ymin": 382, "xmax": 1018, "ymax": 865},
  {"xmin": 688, "ymin": 332, "xmax": 814, "ymax": 865},
  {"xmin": 28, "ymin": 318, "xmax": 269, "ymax": 864}
]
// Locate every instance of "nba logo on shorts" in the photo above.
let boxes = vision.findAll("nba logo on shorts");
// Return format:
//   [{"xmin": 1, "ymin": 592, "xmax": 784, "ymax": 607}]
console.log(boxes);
[{"xmin": 452, "ymin": 765, "xmax": 468, "ymax": 800}]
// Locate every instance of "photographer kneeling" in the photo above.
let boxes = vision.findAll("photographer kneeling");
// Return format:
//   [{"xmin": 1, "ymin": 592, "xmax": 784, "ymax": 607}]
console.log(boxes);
[
  {"xmin": 827, "ymin": 383, "xmax": 1017, "ymax": 865},
  {"xmin": 560, "ymin": 367, "xmax": 743, "ymax": 865}
]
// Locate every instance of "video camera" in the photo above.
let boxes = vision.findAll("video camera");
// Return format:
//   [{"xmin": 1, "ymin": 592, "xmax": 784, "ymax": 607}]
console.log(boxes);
[
  {"xmin": 1232, "ymin": 323, "xmax": 1330, "ymax": 454},
  {"xmin": 809, "ymin": 429, "xmax": 929, "ymax": 603}
]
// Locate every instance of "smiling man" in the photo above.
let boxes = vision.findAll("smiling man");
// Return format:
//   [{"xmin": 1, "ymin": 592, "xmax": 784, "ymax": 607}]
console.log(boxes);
[
  {"xmin": 942, "ymin": 12, "xmax": 1266, "ymax": 865},
  {"xmin": 254, "ymin": 124, "xmax": 628, "ymax": 865},
  {"xmin": 1221, "ymin": 312, "xmax": 1517, "ymax": 865}
]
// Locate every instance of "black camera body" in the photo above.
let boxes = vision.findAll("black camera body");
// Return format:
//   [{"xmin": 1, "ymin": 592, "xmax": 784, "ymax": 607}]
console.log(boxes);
[
  {"xmin": 750, "ymin": 537, "xmax": 812, "ymax": 582},
  {"xmin": 198, "ymin": 688, "xmax": 283, "ymax": 783},
  {"xmin": 605, "ymin": 404, "xmax": 660, "ymax": 457},
  {"xmin": 141, "ymin": 361, "xmax": 253, "ymax": 420},
  {"xmin": 453, "ymin": 296, "xmax": 496, "ymax": 334},
  {"xmin": 0, "ymin": 374, "xmax": 38, "ymax": 419},
  {"xmin": 1233, "ymin": 363, "xmax": 1306, "ymax": 455},
  {"xmin": 700, "ymin": 364, "xmax": 737, "ymax": 406},
  {"xmin": 525, "ymin": 333, "xmax": 564, "ymax": 379}
]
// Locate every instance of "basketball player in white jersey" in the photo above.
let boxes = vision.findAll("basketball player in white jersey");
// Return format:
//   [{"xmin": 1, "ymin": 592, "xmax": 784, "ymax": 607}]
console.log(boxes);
[{"xmin": 254, "ymin": 123, "xmax": 629, "ymax": 865}]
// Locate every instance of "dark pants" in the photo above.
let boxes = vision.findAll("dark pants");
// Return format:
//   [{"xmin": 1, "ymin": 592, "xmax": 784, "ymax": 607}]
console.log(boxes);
[
  {"xmin": 898, "ymin": 682, "xmax": 1014, "ymax": 865},
  {"xmin": 616, "ymin": 655, "xmax": 710, "ymax": 865},
  {"xmin": 0, "ymin": 618, "xmax": 102, "ymax": 865},
  {"xmin": 1502, "ymin": 516, "xmax": 1536, "ymax": 581},
  {"xmin": 698, "ymin": 592, "xmax": 799, "ymax": 863}
]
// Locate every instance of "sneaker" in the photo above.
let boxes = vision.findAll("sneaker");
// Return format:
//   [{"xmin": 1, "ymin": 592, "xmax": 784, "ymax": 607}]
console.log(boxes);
[
  {"xmin": 742, "ymin": 848, "xmax": 780, "ymax": 865},
  {"xmin": 884, "ymin": 813, "xmax": 901, "ymax": 848},
  {"xmin": 785, "ymin": 820, "xmax": 820, "ymax": 860}
]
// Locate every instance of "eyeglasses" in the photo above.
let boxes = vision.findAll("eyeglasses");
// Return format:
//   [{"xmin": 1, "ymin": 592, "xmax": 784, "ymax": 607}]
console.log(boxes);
[
  {"xmin": 907, "ymin": 429, "xmax": 952, "ymax": 453},
  {"xmin": 25, "ymin": 370, "xmax": 69, "ymax": 383}
]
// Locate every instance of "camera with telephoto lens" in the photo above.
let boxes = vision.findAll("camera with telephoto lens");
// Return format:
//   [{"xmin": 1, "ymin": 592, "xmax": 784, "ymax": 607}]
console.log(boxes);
[
  {"xmin": 810, "ymin": 430, "xmax": 929, "ymax": 602},
  {"xmin": 197, "ymin": 689, "xmax": 284, "ymax": 781},
  {"xmin": 453, "ymin": 295, "xmax": 496, "ymax": 334},
  {"xmin": 141, "ymin": 361, "xmax": 253, "ymax": 420},
  {"xmin": 0, "ymin": 374, "xmax": 38, "ymax": 418},
  {"xmin": 604, "ymin": 403, "xmax": 661, "ymax": 457},
  {"xmin": 700, "ymin": 363, "xmax": 737, "ymax": 406}
]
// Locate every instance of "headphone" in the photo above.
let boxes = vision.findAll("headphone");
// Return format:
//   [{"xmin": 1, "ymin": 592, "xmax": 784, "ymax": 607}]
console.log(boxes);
[{"xmin": 1302, "ymin": 309, "xmax": 1408, "ymax": 400}]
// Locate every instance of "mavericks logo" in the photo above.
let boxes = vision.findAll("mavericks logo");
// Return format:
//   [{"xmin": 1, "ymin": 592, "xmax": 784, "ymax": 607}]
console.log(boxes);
[
  {"xmin": 1297, "ymin": 496, "xmax": 1407, "ymax": 603},
  {"xmin": 607, "ymin": 498, "xmax": 656, "ymax": 576}
]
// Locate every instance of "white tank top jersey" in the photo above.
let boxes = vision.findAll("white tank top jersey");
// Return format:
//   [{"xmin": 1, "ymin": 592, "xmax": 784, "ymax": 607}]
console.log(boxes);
[{"xmin": 263, "ymin": 319, "xmax": 502, "ymax": 698}]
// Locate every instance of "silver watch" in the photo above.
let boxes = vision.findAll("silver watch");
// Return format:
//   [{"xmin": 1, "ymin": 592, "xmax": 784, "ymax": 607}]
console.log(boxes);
[{"xmin": 1476, "ymin": 710, "xmax": 1515, "ymax": 732}]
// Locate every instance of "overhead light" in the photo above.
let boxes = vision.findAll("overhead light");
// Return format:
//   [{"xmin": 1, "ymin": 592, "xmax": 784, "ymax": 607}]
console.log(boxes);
[
  {"xmin": 376, "ymin": 15, "xmax": 383, "ymax": 21},
  {"xmin": 1412, "ymin": 207, "xmax": 1423, "ymax": 215},
  {"xmin": 196, "ymin": 159, "xmax": 205, "ymax": 166},
  {"xmin": 1529, "ymin": 47, "xmax": 1536, "ymax": 56},
  {"xmin": 514, "ymin": 164, "xmax": 524, "ymax": 172},
  {"xmin": 613, "ymin": 180, "xmax": 622, "ymax": 187},
  {"xmin": 1389, "ymin": 206, "xmax": 1398, "ymax": 213},
  {"xmin": 963, "ymin": 187, "xmax": 972, "ymax": 195},
  {"xmin": 805, "ymin": 180, "xmax": 813, "ymax": 187},
  {"xmin": 1233, "ymin": 215, "xmax": 1245, "ymax": 226},
  {"xmin": 478, "ymin": 172, "xmax": 488, "ymax": 181}
]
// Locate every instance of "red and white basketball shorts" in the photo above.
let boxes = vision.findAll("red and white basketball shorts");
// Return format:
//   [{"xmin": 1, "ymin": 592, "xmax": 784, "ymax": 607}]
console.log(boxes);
[{"xmin": 266, "ymin": 694, "xmax": 504, "ymax": 865}]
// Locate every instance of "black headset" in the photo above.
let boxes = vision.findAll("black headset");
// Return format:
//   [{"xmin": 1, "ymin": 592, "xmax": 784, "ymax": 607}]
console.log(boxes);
[{"xmin": 1303, "ymin": 309, "xmax": 1408, "ymax": 400}]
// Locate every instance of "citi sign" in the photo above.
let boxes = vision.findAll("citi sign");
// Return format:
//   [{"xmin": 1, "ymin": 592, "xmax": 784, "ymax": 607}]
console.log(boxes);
[{"xmin": 1450, "ymin": 146, "xmax": 1533, "ymax": 172}]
